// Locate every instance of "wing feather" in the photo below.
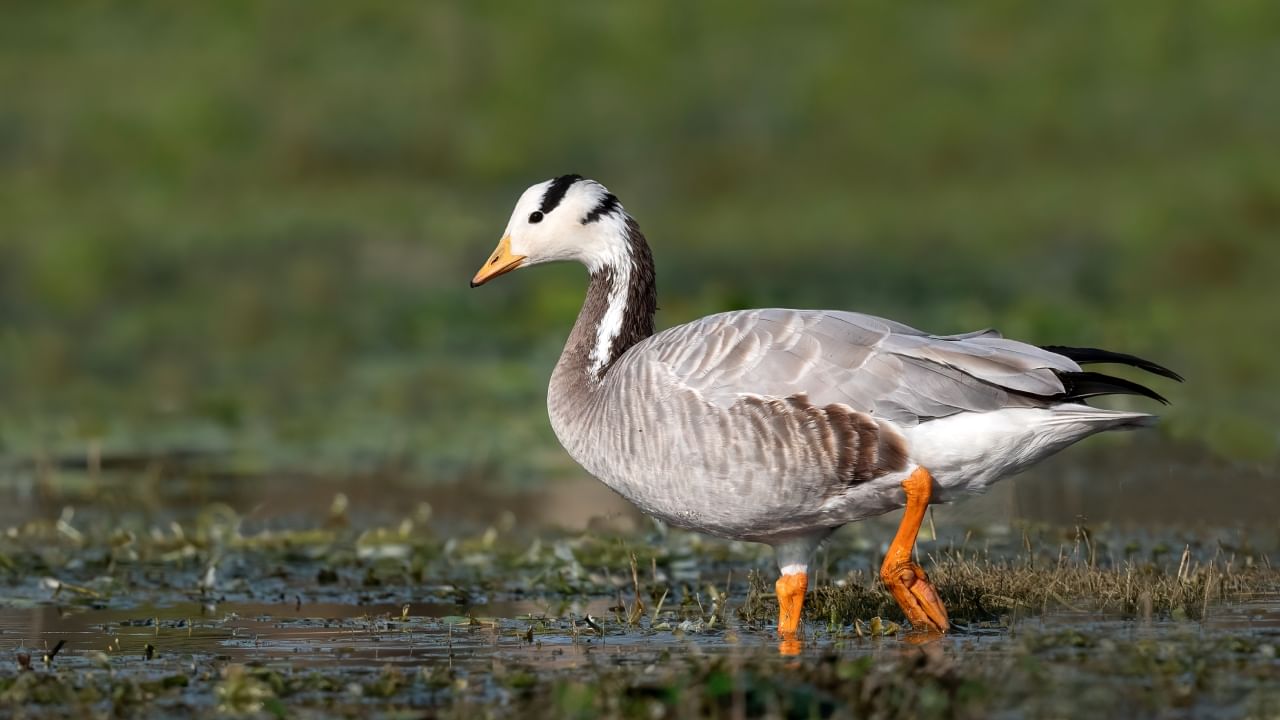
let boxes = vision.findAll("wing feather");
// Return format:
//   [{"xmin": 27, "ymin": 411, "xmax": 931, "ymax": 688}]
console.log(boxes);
[{"xmin": 626, "ymin": 308, "xmax": 1081, "ymax": 425}]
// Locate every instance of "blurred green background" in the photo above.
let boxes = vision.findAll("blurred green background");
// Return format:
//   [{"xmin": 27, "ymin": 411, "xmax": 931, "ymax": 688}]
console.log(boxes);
[{"xmin": 2, "ymin": 1, "xmax": 1278, "ymax": 488}]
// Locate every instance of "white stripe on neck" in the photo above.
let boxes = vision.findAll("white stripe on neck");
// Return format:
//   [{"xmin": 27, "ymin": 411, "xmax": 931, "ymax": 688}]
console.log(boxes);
[
  {"xmin": 588, "ymin": 252, "xmax": 631, "ymax": 377},
  {"xmin": 582, "ymin": 213, "xmax": 636, "ymax": 378}
]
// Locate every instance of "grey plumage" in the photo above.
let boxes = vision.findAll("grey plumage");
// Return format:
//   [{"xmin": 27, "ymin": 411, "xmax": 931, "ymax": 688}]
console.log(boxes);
[
  {"xmin": 481, "ymin": 175, "xmax": 1178, "ymax": 556},
  {"xmin": 639, "ymin": 309, "xmax": 1081, "ymax": 424},
  {"xmin": 548, "ymin": 296, "xmax": 1128, "ymax": 541}
]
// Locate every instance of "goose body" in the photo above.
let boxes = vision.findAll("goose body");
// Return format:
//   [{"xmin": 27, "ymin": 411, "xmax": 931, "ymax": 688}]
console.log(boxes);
[
  {"xmin": 473, "ymin": 175, "xmax": 1180, "ymax": 641},
  {"xmin": 550, "ymin": 305, "xmax": 1158, "ymax": 544}
]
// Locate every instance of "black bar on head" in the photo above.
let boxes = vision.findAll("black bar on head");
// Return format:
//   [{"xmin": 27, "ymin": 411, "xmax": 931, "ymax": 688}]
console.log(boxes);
[
  {"xmin": 583, "ymin": 193, "xmax": 620, "ymax": 224},
  {"xmin": 539, "ymin": 174, "xmax": 583, "ymax": 214}
]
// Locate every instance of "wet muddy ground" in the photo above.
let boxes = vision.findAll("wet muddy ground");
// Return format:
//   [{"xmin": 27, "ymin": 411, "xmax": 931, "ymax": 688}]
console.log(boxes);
[{"xmin": 0, "ymin": 452, "xmax": 1277, "ymax": 718}]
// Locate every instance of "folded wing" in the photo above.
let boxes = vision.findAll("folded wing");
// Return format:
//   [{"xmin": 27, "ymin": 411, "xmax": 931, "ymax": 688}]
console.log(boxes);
[{"xmin": 635, "ymin": 309, "xmax": 1083, "ymax": 426}]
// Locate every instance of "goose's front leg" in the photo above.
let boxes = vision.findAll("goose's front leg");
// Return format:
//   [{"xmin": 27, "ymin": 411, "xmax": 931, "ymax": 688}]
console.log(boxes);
[
  {"xmin": 775, "ymin": 571, "xmax": 807, "ymax": 634},
  {"xmin": 773, "ymin": 537, "xmax": 819, "ymax": 656},
  {"xmin": 880, "ymin": 466, "xmax": 950, "ymax": 634},
  {"xmin": 775, "ymin": 569, "xmax": 807, "ymax": 656}
]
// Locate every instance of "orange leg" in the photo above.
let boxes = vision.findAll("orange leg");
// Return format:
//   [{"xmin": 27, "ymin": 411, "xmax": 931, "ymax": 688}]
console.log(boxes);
[
  {"xmin": 775, "ymin": 571, "xmax": 808, "ymax": 655},
  {"xmin": 880, "ymin": 467, "xmax": 949, "ymax": 634}
]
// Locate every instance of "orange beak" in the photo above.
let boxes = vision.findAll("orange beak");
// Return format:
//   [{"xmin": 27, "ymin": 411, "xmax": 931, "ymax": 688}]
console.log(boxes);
[{"xmin": 470, "ymin": 235, "xmax": 526, "ymax": 287}]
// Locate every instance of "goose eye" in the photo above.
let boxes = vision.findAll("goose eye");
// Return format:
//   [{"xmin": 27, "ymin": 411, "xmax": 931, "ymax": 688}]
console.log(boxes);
[{"xmin": 528, "ymin": 211, "xmax": 544, "ymax": 224}]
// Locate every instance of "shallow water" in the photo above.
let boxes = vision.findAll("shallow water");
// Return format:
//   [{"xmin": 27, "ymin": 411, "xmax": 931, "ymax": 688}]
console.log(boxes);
[
  {"xmin": 3, "ymin": 594, "xmax": 1278, "ymax": 717},
  {"xmin": 0, "ymin": 440, "xmax": 1277, "ymax": 717},
  {"xmin": 4, "ymin": 592, "xmax": 1277, "ymax": 667}
]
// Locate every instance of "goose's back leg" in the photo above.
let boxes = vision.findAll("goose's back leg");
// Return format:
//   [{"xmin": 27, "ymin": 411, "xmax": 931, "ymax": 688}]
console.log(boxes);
[{"xmin": 880, "ymin": 466, "xmax": 950, "ymax": 634}]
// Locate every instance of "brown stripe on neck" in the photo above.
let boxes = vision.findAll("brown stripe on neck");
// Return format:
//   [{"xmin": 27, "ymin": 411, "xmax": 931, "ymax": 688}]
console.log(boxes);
[{"xmin": 603, "ymin": 218, "xmax": 657, "ymax": 371}]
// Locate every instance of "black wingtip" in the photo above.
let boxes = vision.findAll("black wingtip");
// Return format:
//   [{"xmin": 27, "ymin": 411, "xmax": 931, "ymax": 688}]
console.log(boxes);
[
  {"xmin": 1041, "ymin": 345, "xmax": 1184, "ymax": 383},
  {"xmin": 1058, "ymin": 370, "xmax": 1170, "ymax": 405}
]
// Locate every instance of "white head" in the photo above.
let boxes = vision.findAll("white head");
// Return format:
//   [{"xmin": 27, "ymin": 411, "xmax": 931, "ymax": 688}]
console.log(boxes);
[{"xmin": 471, "ymin": 175, "xmax": 631, "ymax": 286}]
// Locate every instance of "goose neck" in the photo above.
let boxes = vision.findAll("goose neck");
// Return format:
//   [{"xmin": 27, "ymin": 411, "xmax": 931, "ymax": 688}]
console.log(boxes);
[{"xmin": 555, "ymin": 219, "xmax": 657, "ymax": 387}]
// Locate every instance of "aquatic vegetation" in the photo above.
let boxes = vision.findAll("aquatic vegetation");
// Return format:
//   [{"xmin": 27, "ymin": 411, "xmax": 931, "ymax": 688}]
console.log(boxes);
[{"xmin": 0, "ymin": 497, "xmax": 1275, "ymax": 717}]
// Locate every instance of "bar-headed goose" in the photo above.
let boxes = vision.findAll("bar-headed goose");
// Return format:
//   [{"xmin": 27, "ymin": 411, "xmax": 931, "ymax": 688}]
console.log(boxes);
[{"xmin": 471, "ymin": 175, "xmax": 1180, "ymax": 645}]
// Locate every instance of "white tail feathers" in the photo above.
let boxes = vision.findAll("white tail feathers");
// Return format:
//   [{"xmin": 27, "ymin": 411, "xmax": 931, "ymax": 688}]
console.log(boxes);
[{"xmin": 1046, "ymin": 404, "xmax": 1158, "ymax": 430}]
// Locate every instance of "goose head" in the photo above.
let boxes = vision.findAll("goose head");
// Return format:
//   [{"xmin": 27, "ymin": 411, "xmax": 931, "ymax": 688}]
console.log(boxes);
[{"xmin": 471, "ymin": 175, "xmax": 630, "ymax": 287}]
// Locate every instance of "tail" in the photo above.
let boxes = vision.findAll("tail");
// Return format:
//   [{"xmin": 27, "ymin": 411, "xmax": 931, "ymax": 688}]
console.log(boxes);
[
  {"xmin": 1046, "ymin": 404, "xmax": 1160, "ymax": 431},
  {"xmin": 1040, "ymin": 345, "xmax": 1183, "ymax": 406}
]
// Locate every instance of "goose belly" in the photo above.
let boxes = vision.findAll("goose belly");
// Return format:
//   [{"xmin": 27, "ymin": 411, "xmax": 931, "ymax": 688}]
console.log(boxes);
[
  {"xmin": 601, "ymin": 459, "xmax": 843, "ymax": 541},
  {"xmin": 553, "ymin": 400, "xmax": 1130, "ymax": 537},
  {"xmin": 552, "ymin": 393, "xmax": 865, "ymax": 541}
]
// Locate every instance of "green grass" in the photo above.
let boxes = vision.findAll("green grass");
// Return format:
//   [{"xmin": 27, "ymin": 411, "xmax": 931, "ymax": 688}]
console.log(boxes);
[{"xmin": 1, "ymin": 2, "xmax": 1278, "ymax": 477}]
